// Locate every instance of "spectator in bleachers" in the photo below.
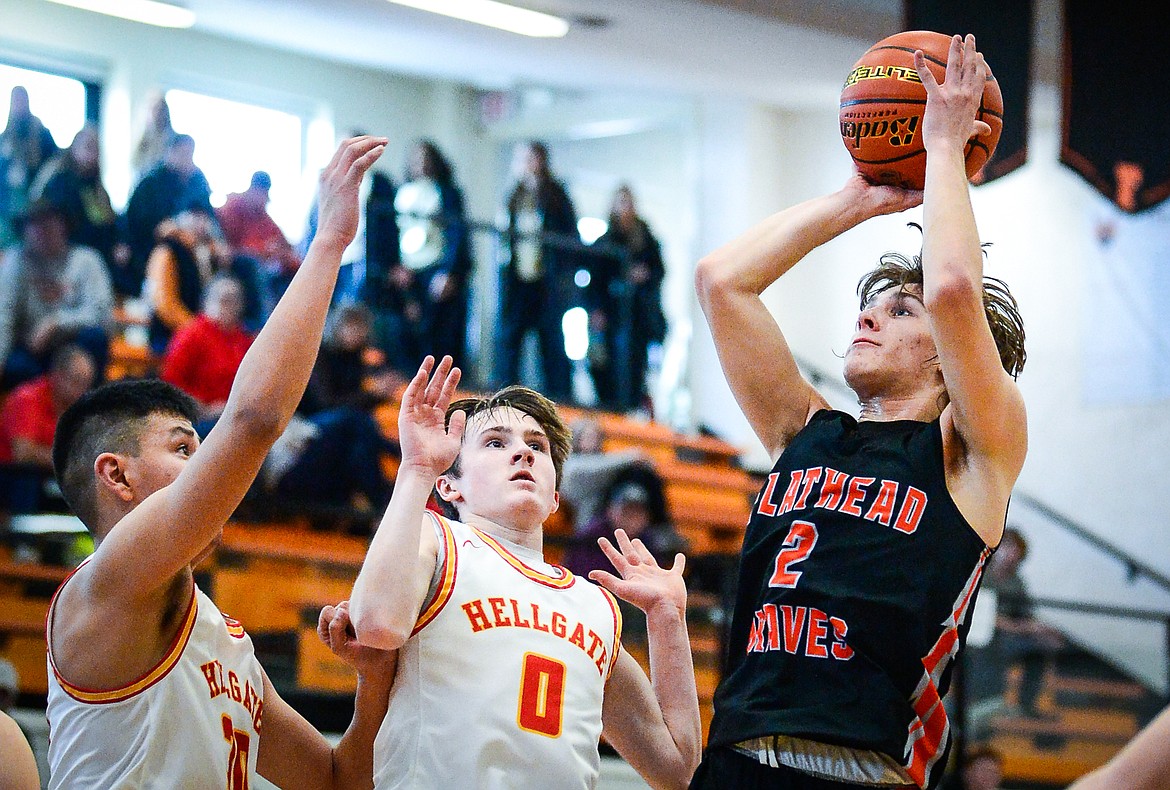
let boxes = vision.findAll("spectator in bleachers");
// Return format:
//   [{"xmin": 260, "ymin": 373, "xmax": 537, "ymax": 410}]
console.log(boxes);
[
  {"xmin": 391, "ymin": 139, "xmax": 472, "ymax": 368},
  {"xmin": 244, "ymin": 303, "xmax": 400, "ymax": 531},
  {"xmin": 129, "ymin": 90, "xmax": 175, "ymax": 184},
  {"xmin": 0, "ymin": 86, "xmax": 58, "ymax": 250},
  {"xmin": 967, "ymin": 527, "xmax": 1065, "ymax": 725},
  {"xmin": 558, "ymin": 415, "xmax": 656, "ymax": 533},
  {"xmin": 217, "ymin": 170, "xmax": 300, "ymax": 316},
  {"xmin": 143, "ymin": 209, "xmax": 264, "ymax": 354},
  {"xmin": 361, "ymin": 169, "xmax": 410, "ymax": 370},
  {"xmin": 123, "ymin": 132, "xmax": 215, "ymax": 299},
  {"xmin": 30, "ymin": 123, "xmax": 121, "ymax": 277},
  {"xmin": 496, "ymin": 140, "xmax": 580, "ymax": 401},
  {"xmin": 562, "ymin": 480, "xmax": 685, "ymax": 643},
  {"xmin": 588, "ymin": 184, "xmax": 667, "ymax": 413},
  {"xmin": 0, "ymin": 200, "xmax": 113, "ymax": 390},
  {"xmin": 160, "ymin": 274, "xmax": 253, "ymax": 425},
  {"xmin": 0, "ymin": 344, "xmax": 95, "ymax": 515},
  {"xmin": 961, "ymin": 745, "xmax": 1004, "ymax": 790},
  {"xmin": 301, "ymin": 302, "xmax": 404, "ymax": 415}
]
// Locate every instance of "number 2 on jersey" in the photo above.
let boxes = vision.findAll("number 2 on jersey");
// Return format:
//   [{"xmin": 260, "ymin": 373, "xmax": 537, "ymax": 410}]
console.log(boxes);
[
  {"xmin": 222, "ymin": 714, "xmax": 251, "ymax": 790},
  {"xmin": 517, "ymin": 652, "xmax": 566, "ymax": 738},
  {"xmin": 768, "ymin": 520, "xmax": 818, "ymax": 588}
]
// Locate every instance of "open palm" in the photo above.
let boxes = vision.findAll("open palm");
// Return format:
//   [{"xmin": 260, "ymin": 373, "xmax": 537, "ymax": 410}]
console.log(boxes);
[
  {"xmin": 588, "ymin": 529, "xmax": 687, "ymax": 617},
  {"xmin": 397, "ymin": 355, "xmax": 466, "ymax": 478}
]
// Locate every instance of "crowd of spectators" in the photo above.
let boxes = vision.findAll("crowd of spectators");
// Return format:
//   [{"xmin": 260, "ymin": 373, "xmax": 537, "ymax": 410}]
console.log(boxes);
[{"xmin": 0, "ymin": 84, "xmax": 675, "ymax": 540}]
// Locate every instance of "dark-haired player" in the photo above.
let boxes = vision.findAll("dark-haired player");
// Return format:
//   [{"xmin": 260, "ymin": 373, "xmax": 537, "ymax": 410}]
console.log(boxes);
[
  {"xmin": 690, "ymin": 35, "xmax": 1027, "ymax": 789},
  {"xmin": 45, "ymin": 136, "xmax": 396, "ymax": 789},
  {"xmin": 351, "ymin": 360, "xmax": 702, "ymax": 789}
]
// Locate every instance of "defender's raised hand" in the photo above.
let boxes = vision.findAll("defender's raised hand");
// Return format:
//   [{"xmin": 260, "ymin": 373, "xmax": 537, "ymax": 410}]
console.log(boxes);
[
  {"xmin": 397, "ymin": 355, "xmax": 466, "ymax": 478},
  {"xmin": 315, "ymin": 135, "xmax": 387, "ymax": 250},
  {"xmin": 589, "ymin": 529, "xmax": 687, "ymax": 617}
]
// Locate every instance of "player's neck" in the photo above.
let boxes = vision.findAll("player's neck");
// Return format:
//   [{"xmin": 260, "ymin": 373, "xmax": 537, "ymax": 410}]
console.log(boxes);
[
  {"xmin": 461, "ymin": 514, "xmax": 545, "ymax": 554},
  {"xmin": 856, "ymin": 391, "xmax": 944, "ymax": 422}
]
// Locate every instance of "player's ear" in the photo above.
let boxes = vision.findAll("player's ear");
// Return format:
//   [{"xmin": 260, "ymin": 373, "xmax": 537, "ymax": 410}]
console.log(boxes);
[
  {"xmin": 550, "ymin": 490, "xmax": 559, "ymax": 514},
  {"xmin": 435, "ymin": 475, "xmax": 462, "ymax": 504},
  {"xmin": 94, "ymin": 452, "xmax": 134, "ymax": 503}
]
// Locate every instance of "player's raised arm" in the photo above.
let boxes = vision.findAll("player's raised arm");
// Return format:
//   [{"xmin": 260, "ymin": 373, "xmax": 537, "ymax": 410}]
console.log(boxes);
[
  {"xmin": 694, "ymin": 180, "xmax": 920, "ymax": 459},
  {"xmin": 1068, "ymin": 703, "xmax": 1170, "ymax": 790},
  {"xmin": 915, "ymin": 35, "xmax": 1026, "ymax": 488},
  {"xmin": 351, "ymin": 355, "xmax": 465, "ymax": 650},
  {"xmin": 82, "ymin": 136, "xmax": 387, "ymax": 601},
  {"xmin": 593, "ymin": 530, "xmax": 702, "ymax": 789}
]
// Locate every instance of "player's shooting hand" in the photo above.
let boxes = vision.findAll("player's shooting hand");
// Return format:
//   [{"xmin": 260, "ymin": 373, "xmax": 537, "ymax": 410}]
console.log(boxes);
[
  {"xmin": 397, "ymin": 355, "xmax": 466, "ymax": 478},
  {"xmin": 314, "ymin": 135, "xmax": 388, "ymax": 251},
  {"xmin": 588, "ymin": 528, "xmax": 687, "ymax": 618},
  {"xmin": 842, "ymin": 169, "xmax": 923, "ymax": 216},
  {"xmin": 318, "ymin": 600, "xmax": 398, "ymax": 680},
  {"xmin": 916, "ymin": 34, "xmax": 991, "ymax": 153}
]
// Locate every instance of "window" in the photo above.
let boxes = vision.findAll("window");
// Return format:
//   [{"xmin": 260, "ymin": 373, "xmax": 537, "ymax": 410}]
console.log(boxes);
[{"xmin": 164, "ymin": 89, "xmax": 305, "ymax": 243}]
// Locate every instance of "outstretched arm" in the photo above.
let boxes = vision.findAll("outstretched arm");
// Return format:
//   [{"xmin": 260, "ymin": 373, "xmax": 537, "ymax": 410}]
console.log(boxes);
[
  {"xmin": 257, "ymin": 602, "xmax": 397, "ymax": 789},
  {"xmin": 595, "ymin": 530, "xmax": 701, "ymax": 789},
  {"xmin": 350, "ymin": 356, "xmax": 466, "ymax": 650},
  {"xmin": 87, "ymin": 136, "xmax": 388, "ymax": 602},
  {"xmin": 916, "ymin": 35, "xmax": 1027, "ymax": 535},
  {"xmin": 694, "ymin": 180, "xmax": 921, "ymax": 459}
]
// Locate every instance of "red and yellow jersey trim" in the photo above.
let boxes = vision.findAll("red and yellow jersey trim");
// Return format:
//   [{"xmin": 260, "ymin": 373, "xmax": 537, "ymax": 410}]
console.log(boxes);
[
  {"xmin": 599, "ymin": 586, "xmax": 623, "ymax": 680},
  {"xmin": 412, "ymin": 511, "xmax": 459, "ymax": 636},
  {"xmin": 473, "ymin": 526, "xmax": 576, "ymax": 589},
  {"xmin": 47, "ymin": 568, "xmax": 199, "ymax": 705}
]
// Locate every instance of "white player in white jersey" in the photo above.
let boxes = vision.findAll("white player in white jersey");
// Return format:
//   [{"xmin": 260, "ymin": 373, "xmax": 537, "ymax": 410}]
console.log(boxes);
[
  {"xmin": 46, "ymin": 136, "xmax": 397, "ymax": 789},
  {"xmin": 351, "ymin": 357, "xmax": 702, "ymax": 790}
]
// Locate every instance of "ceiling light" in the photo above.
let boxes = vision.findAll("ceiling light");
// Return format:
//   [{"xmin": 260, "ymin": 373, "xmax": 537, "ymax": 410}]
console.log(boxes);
[
  {"xmin": 44, "ymin": 0, "xmax": 195, "ymax": 28},
  {"xmin": 387, "ymin": 0, "xmax": 569, "ymax": 38}
]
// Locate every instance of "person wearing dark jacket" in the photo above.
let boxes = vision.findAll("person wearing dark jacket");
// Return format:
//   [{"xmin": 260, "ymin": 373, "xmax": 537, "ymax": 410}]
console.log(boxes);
[
  {"xmin": 496, "ymin": 141, "xmax": 580, "ymax": 402},
  {"xmin": 587, "ymin": 184, "xmax": 667, "ymax": 412}
]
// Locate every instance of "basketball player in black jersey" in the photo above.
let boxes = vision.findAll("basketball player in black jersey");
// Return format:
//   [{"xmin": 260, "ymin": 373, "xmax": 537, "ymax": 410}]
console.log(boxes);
[{"xmin": 690, "ymin": 35, "xmax": 1026, "ymax": 789}]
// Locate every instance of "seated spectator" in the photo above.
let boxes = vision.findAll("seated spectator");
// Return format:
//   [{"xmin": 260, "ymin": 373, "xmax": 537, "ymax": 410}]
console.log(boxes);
[
  {"xmin": 301, "ymin": 302, "xmax": 405, "ymax": 415},
  {"xmin": 0, "ymin": 200, "xmax": 113, "ymax": 390},
  {"xmin": 961, "ymin": 745, "xmax": 1004, "ymax": 790},
  {"xmin": 143, "ymin": 209, "xmax": 264, "ymax": 354},
  {"xmin": 29, "ymin": 124, "xmax": 120, "ymax": 277},
  {"xmin": 561, "ymin": 480, "xmax": 685, "ymax": 642},
  {"xmin": 967, "ymin": 527, "xmax": 1066, "ymax": 728},
  {"xmin": 558, "ymin": 415, "xmax": 658, "ymax": 532},
  {"xmin": 0, "ymin": 345, "xmax": 96, "ymax": 516},
  {"xmin": 122, "ymin": 132, "xmax": 215, "ymax": 299},
  {"xmin": 216, "ymin": 170, "xmax": 300, "ymax": 316},
  {"xmin": 160, "ymin": 275, "xmax": 253, "ymax": 425},
  {"xmin": 243, "ymin": 304, "xmax": 401, "ymax": 533}
]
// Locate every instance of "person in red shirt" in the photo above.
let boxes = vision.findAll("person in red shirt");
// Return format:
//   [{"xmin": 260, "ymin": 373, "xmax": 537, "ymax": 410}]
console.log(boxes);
[
  {"xmin": 217, "ymin": 171, "xmax": 300, "ymax": 315},
  {"xmin": 160, "ymin": 275, "xmax": 253, "ymax": 423},
  {"xmin": 0, "ymin": 344, "xmax": 95, "ymax": 514}
]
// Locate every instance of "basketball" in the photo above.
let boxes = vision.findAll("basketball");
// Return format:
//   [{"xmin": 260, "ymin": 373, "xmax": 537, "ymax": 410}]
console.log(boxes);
[{"xmin": 839, "ymin": 30, "xmax": 1003, "ymax": 190}]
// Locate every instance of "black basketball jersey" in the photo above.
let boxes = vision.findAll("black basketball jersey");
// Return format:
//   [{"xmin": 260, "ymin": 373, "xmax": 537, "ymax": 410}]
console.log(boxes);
[{"xmin": 707, "ymin": 410, "xmax": 994, "ymax": 789}]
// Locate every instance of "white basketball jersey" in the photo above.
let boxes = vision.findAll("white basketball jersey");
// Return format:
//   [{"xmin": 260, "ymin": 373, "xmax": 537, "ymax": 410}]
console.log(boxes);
[
  {"xmin": 46, "ymin": 566, "xmax": 265, "ymax": 790},
  {"xmin": 374, "ymin": 514, "xmax": 623, "ymax": 790}
]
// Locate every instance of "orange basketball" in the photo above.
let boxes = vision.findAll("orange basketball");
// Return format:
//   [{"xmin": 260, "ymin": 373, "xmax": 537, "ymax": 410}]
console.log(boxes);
[{"xmin": 839, "ymin": 30, "xmax": 1003, "ymax": 190}]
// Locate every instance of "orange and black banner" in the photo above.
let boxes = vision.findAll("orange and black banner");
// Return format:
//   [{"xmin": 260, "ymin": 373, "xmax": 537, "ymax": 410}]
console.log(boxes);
[
  {"xmin": 1062, "ymin": 2, "xmax": 1170, "ymax": 212},
  {"xmin": 905, "ymin": 0, "xmax": 1033, "ymax": 184}
]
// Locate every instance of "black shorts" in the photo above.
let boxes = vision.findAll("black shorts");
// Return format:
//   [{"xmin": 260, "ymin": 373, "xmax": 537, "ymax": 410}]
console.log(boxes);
[{"xmin": 690, "ymin": 746, "xmax": 914, "ymax": 790}]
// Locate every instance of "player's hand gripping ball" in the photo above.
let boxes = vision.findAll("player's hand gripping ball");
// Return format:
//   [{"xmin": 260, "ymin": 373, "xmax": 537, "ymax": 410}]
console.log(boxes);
[{"xmin": 839, "ymin": 30, "xmax": 1003, "ymax": 190}]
